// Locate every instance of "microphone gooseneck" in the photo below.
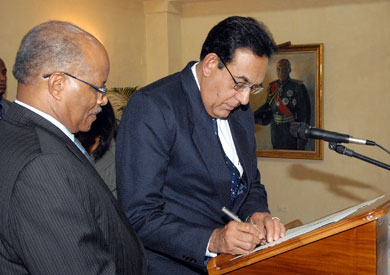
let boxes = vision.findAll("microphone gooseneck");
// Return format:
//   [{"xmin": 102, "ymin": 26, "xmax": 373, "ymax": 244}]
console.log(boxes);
[{"xmin": 289, "ymin": 122, "xmax": 375, "ymax": 146}]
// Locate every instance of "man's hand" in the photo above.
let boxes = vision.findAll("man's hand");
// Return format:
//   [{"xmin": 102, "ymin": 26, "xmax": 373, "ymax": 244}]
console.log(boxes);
[
  {"xmin": 249, "ymin": 212, "xmax": 286, "ymax": 243},
  {"xmin": 208, "ymin": 221, "xmax": 263, "ymax": 255}
]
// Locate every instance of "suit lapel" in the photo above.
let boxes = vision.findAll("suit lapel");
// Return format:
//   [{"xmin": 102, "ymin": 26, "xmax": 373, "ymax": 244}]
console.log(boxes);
[
  {"xmin": 228, "ymin": 111, "xmax": 253, "ymax": 210},
  {"xmin": 229, "ymin": 111, "xmax": 252, "ymax": 181},
  {"xmin": 8, "ymin": 103, "xmax": 97, "ymax": 174},
  {"xmin": 180, "ymin": 63, "xmax": 232, "ymax": 208},
  {"xmin": 6, "ymin": 103, "xmax": 134, "ymax": 231}
]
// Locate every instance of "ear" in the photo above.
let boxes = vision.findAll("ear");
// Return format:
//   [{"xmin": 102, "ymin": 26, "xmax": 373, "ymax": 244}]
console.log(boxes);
[
  {"xmin": 47, "ymin": 73, "xmax": 66, "ymax": 100},
  {"xmin": 202, "ymin": 53, "xmax": 220, "ymax": 77}
]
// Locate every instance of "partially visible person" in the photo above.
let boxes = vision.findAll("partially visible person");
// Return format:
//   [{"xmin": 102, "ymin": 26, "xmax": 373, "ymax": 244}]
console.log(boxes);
[
  {"xmin": 117, "ymin": 16, "xmax": 285, "ymax": 274},
  {"xmin": 0, "ymin": 21, "xmax": 146, "ymax": 274},
  {"xmin": 254, "ymin": 58, "xmax": 311, "ymax": 150},
  {"xmin": 76, "ymin": 100, "xmax": 118, "ymax": 197},
  {"xmin": 0, "ymin": 58, "xmax": 10, "ymax": 119}
]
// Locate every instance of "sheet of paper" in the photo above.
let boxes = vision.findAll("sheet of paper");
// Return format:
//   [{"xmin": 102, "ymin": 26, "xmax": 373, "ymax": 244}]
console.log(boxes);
[{"xmin": 233, "ymin": 195, "xmax": 384, "ymax": 260}]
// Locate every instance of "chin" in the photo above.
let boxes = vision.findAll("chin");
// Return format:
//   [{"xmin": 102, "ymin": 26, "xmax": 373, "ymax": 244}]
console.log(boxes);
[
  {"xmin": 216, "ymin": 111, "xmax": 230, "ymax": 119},
  {"xmin": 79, "ymin": 124, "xmax": 92, "ymax": 133}
]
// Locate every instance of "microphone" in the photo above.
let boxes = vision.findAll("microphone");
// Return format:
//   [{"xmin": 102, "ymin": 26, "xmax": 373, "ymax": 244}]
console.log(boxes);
[{"xmin": 289, "ymin": 122, "xmax": 375, "ymax": 145}]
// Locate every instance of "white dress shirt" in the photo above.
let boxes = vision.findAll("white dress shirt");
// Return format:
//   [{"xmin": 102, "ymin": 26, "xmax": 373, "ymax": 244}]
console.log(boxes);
[{"xmin": 191, "ymin": 63, "xmax": 244, "ymax": 259}]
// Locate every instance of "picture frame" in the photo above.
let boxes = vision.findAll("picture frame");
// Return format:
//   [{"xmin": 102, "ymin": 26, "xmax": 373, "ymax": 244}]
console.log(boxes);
[{"xmin": 250, "ymin": 43, "xmax": 323, "ymax": 159}]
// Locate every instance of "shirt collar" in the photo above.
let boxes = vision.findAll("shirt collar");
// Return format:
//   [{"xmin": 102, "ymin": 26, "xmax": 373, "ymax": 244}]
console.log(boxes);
[{"xmin": 191, "ymin": 62, "xmax": 201, "ymax": 91}]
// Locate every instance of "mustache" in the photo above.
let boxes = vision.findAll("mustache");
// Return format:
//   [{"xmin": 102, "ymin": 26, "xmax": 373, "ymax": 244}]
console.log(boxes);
[{"xmin": 91, "ymin": 106, "xmax": 102, "ymax": 115}]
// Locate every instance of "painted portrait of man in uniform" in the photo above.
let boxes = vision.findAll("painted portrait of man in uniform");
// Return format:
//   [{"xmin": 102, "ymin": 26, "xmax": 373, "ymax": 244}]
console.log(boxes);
[{"xmin": 250, "ymin": 44, "xmax": 323, "ymax": 160}]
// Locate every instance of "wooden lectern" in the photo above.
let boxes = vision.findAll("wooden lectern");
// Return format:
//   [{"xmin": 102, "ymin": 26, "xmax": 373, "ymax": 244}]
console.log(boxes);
[{"xmin": 207, "ymin": 195, "xmax": 390, "ymax": 274}]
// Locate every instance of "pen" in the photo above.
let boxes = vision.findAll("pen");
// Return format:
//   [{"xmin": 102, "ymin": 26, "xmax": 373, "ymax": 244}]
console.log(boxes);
[{"xmin": 221, "ymin": 206, "xmax": 242, "ymax": 222}]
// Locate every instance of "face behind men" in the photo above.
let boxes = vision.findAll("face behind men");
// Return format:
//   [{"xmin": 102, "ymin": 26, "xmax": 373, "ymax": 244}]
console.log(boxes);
[
  {"xmin": 200, "ymin": 48, "xmax": 268, "ymax": 119},
  {"xmin": 0, "ymin": 59, "xmax": 7, "ymax": 96},
  {"xmin": 276, "ymin": 60, "xmax": 291, "ymax": 84},
  {"xmin": 57, "ymin": 39, "xmax": 109, "ymax": 133}
]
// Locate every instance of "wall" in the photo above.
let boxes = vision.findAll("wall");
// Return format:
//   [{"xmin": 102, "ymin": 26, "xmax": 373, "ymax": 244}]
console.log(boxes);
[
  {"xmin": 144, "ymin": 0, "xmax": 182, "ymax": 84},
  {"xmin": 180, "ymin": 0, "xmax": 390, "ymax": 223},
  {"xmin": 0, "ymin": 0, "xmax": 146, "ymax": 101},
  {"xmin": 1, "ymin": 0, "xmax": 389, "ymax": 225}
]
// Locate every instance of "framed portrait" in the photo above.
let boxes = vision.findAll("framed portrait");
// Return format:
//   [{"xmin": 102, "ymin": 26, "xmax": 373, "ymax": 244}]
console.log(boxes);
[{"xmin": 250, "ymin": 43, "xmax": 323, "ymax": 159}]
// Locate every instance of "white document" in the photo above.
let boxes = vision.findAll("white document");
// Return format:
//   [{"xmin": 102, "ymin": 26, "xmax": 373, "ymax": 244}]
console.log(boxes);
[{"xmin": 234, "ymin": 195, "xmax": 384, "ymax": 259}]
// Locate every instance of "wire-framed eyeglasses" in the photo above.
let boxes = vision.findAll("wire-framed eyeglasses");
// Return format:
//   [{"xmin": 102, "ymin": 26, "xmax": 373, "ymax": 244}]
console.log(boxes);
[
  {"xmin": 217, "ymin": 55, "xmax": 264, "ymax": 95},
  {"xmin": 43, "ymin": 72, "xmax": 107, "ymax": 96}
]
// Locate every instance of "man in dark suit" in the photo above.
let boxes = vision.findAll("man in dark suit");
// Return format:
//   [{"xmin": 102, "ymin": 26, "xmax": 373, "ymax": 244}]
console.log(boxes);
[
  {"xmin": 116, "ymin": 16, "xmax": 285, "ymax": 274},
  {"xmin": 0, "ymin": 57, "xmax": 10, "ymax": 119},
  {"xmin": 0, "ymin": 21, "xmax": 147, "ymax": 274}
]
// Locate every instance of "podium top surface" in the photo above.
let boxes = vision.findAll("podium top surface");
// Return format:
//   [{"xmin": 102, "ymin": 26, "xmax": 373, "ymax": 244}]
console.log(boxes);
[{"xmin": 207, "ymin": 194, "xmax": 390, "ymax": 274}]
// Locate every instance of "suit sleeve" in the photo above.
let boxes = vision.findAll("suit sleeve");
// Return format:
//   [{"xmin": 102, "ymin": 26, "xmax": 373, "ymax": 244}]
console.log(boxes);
[
  {"xmin": 9, "ymin": 154, "xmax": 116, "ymax": 275},
  {"xmin": 116, "ymin": 92, "xmax": 214, "ymax": 269}
]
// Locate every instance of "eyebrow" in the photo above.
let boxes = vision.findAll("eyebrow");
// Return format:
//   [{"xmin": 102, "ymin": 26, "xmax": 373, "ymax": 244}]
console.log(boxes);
[
  {"xmin": 235, "ymin": 75, "xmax": 262, "ymax": 86},
  {"xmin": 235, "ymin": 75, "xmax": 250, "ymax": 83}
]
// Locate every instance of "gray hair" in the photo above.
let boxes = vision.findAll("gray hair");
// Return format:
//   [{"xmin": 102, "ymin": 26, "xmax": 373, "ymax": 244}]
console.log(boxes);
[{"xmin": 13, "ymin": 21, "xmax": 97, "ymax": 84}]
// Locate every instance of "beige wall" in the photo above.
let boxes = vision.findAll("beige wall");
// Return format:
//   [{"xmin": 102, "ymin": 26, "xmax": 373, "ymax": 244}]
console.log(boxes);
[
  {"xmin": 0, "ymin": 0, "xmax": 146, "ymax": 101},
  {"xmin": 144, "ymin": 0, "xmax": 182, "ymax": 83},
  {"xmin": 1, "ymin": 0, "xmax": 389, "ymax": 225},
  {"xmin": 180, "ymin": 0, "xmax": 390, "ymax": 223}
]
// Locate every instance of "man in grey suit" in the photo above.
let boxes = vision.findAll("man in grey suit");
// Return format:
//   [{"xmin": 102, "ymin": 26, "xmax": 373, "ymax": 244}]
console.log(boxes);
[
  {"xmin": 0, "ymin": 57, "xmax": 10, "ymax": 119},
  {"xmin": 0, "ymin": 21, "xmax": 147, "ymax": 274}
]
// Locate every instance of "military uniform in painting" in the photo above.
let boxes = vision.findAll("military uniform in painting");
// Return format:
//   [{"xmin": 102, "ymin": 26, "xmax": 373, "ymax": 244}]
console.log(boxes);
[
  {"xmin": 254, "ymin": 59, "xmax": 311, "ymax": 150},
  {"xmin": 267, "ymin": 78, "xmax": 310, "ymax": 149}
]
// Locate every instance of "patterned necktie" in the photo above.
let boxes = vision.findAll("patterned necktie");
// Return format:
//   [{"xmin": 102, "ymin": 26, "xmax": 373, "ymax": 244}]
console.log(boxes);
[
  {"xmin": 211, "ymin": 119, "xmax": 245, "ymax": 202},
  {"xmin": 74, "ymin": 138, "xmax": 93, "ymax": 164}
]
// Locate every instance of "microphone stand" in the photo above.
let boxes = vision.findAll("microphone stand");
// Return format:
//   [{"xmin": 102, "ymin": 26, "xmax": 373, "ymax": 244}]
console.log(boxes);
[{"xmin": 328, "ymin": 142, "xmax": 390, "ymax": 171}]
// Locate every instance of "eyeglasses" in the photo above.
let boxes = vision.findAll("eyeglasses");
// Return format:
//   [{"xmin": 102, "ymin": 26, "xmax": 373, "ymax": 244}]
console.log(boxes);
[
  {"xmin": 217, "ymin": 55, "xmax": 264, "ymax": 95},
  {"xmin": 43, "ymin": 72, "xmax": 107, "ymax": 97}
]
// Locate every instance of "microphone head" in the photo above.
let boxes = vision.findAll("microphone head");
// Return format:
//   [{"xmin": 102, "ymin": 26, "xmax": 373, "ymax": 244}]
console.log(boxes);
[{"xmin": 289, "ymin": 122, "xmax": 310, "ymax": 140}]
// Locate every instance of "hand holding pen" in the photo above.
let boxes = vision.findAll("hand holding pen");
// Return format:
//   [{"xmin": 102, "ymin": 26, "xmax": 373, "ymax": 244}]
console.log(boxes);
[
  {"xmin": 222, "ymin": 207, "xmax": 285, "ymax": 245},
  {"xmin": 208, "ymin": 209, "xmax": 264, "ymax": 255},
  {"xmin": 222, "ymin": 207, "xmax": 267, "ymax": 245}
]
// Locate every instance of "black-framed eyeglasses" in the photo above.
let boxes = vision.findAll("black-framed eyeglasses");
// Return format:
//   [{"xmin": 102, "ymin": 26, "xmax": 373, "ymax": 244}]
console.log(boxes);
[
  {"xmin": 217, "ymin": 55, "xmax": 264, "ymax": 95},
  {"xmin": 43, "ymin": 72, "xmax": 107, "ymax": 96}
]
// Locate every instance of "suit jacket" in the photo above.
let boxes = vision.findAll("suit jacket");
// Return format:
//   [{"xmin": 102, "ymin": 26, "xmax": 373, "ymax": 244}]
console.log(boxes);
[
  {"xmin": 116, "ymin": 62, "xmax": 269, "ymax": 274},
  {"xmin": 0, "ymin": 103, "xmax": 147, "ymax": 275}
]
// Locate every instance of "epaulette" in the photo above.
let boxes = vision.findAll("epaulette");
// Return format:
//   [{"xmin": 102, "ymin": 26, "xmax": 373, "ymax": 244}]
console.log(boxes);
[{"xmin": 290, "ymin": 79, "xmax": 304, "ymax": 84}]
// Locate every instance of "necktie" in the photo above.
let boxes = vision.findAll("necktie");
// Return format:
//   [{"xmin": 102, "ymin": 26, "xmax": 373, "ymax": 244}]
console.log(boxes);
[
  {"xmin": 211, "ymin": 119, "xmax": 246, "ymax": 202},
  {"xmin": 74, "ymin": 138, "xmax": 93, "ymax": 164}
]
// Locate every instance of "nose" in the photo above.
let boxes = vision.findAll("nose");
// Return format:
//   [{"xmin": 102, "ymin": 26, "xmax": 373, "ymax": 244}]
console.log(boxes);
[
  {"xmin": 0, "ymin": 73, "xmax": 6, "ymax": 81},
  {"xmin": 235, "ymin": 89, "xmax": 250, "ymax": 105},
  {"xmin": 97, "ymin": 93, "xmax": 108, "ymax": 106}
]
